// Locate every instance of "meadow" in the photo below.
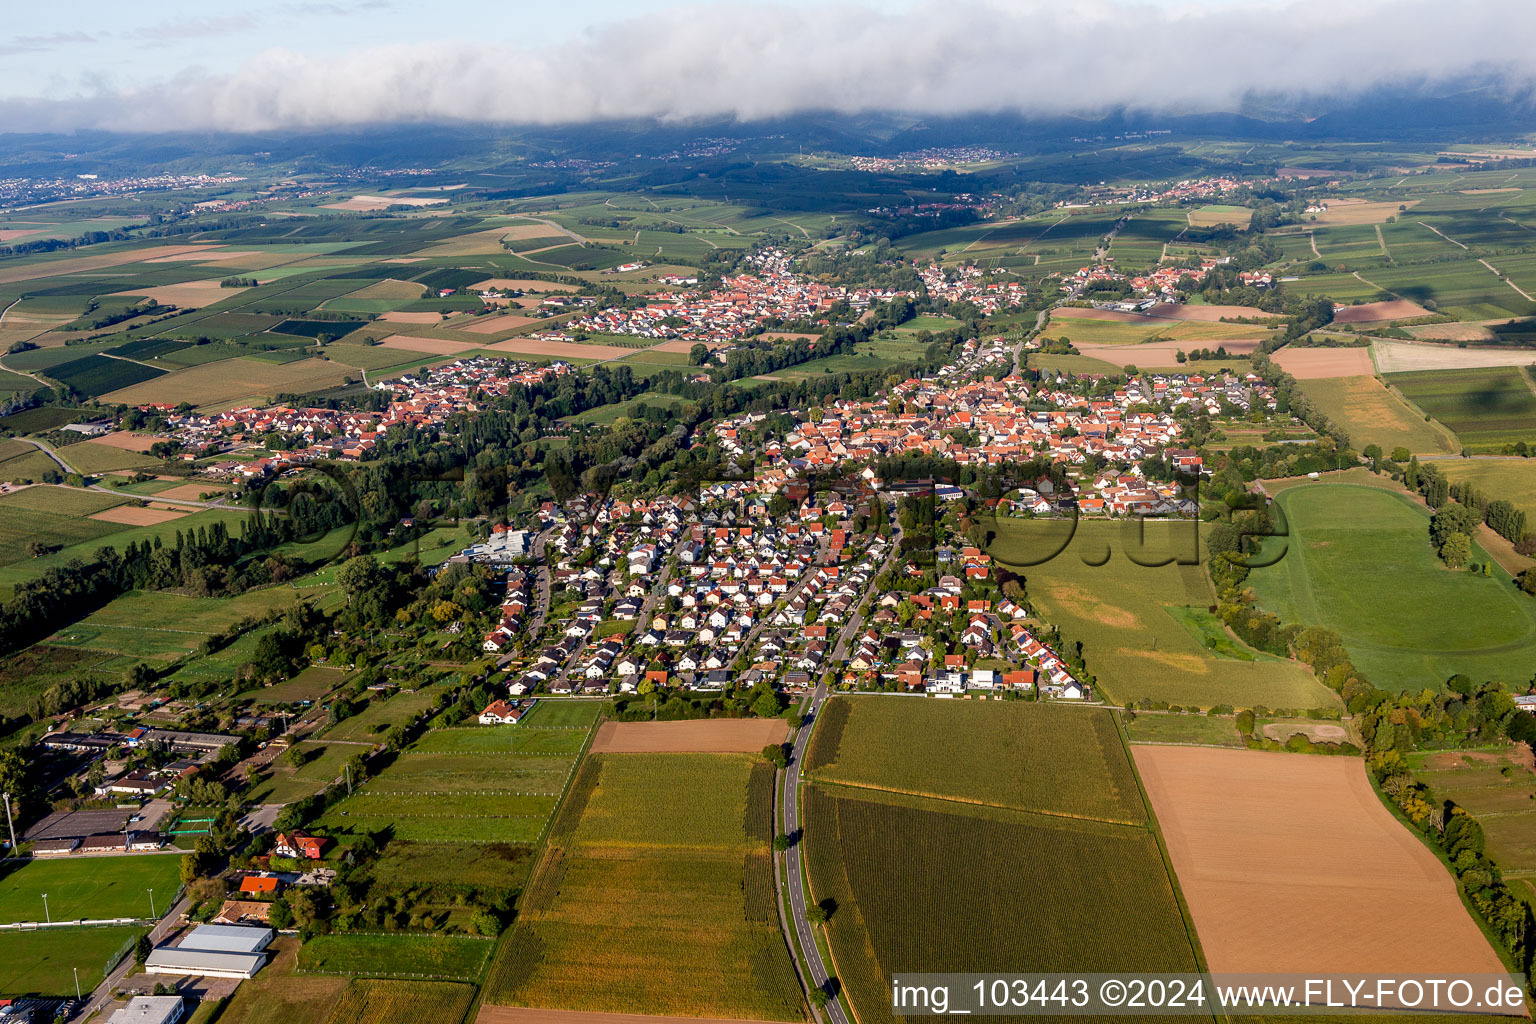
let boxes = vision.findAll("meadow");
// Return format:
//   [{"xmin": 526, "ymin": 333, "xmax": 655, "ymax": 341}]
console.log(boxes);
[
  {"xmin": 321, "ymin": 686, "xmax": 443, "ymax": 741},
  {"xmin": 804, "ymin": 697, "xmax": 1145, "ymax": 824},
  {"xmin": 0, "ymin": 855, "xmax": 180, "ymax": 924},
  {"xmin": 482, "ymin": 752, "xmax": 803, "ymax": 1021},
  {"xmin": 1297, "ymin": 375, "xmax": 1455, "ymax": 454},
  {"xmin": 1248, "ymin": 482, "xmax": 1536, "ymax": 689},
  {"xmin": 296, "ymin": 932, "xmax": 493, "ymax": 981},
  {"xmin": 1434, "ymin": 459, "xmax": 1536, "ymax": 521},
  {"xmin": 519, "ymin": 700, "xmax": 602, "ymax": 728},
  {"xmin": 411, "ymin": 726, "xmax": 588, "ymax": 754},
  {"xmin": 1387, "ymin": 366, "xmax": 1536, "ymax": 451},
  {"xmin": 982, "ymin": 518, "xmax": 1338, "ymax": 710},
  {"xmin": 247, "ymin": 741, "xmax": 356, "ymax": 804},
  {"xmin": 1123, "ymin": 711, "xmax": 1246, "ymax": 747},
  {"xmin": 369, "ymin": 840, "xmax": 539, "ymax": 893}
]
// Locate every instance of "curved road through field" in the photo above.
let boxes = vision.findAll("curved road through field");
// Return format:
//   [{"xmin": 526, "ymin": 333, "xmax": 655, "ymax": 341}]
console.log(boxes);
[
  {"xmin": 13, "ymin": 438, "xmax": 233, "ymax": 508},
  {"xmin": 781, "ymin": 682, "xmax": 849, "ymax": 1024}
]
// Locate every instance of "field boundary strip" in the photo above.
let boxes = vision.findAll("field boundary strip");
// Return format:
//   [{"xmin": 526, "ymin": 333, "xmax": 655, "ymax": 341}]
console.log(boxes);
[{"xmin": 802, "ymin": 775, "xmax": 1147, "ymax": 829}]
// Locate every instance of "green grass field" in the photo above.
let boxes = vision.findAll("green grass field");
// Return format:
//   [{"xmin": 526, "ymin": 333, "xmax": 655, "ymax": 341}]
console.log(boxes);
[
  {"xmin": 410, "ymin": 727, "xmax": 588, "ymax": 755},
  {"xmin": 982, "ymin": 518, "xmax": 1338, "ymax": 709},
  {"xmin": 1387, "ymin": 367, "xmax": 1536, "ymax": 451},
  {"xmin": 518, "ymin": 700, "xmax": 602, "ymax": 728},
  {"xmin": 369, "ymin": 841, "xmax": 538, "ymax": 892},
  {"xmin": 1248, "ymin": 482, "xmax": 1536, "ymax": 690},
  {"xmin": 1298, "ymin": 375, "xmax": 1456, "ymax": 454},
  {"xmin": 322, "ymin": 687, "xmax": 443, "ymax": 741},
  {"xmin": 1123, "ymin": 712, "xmax": 1246, "ymax": 747},
  {"xmin": 482, "ymin": 753, "xmax": 803, "ymax": 1021},
  {"xmin": 0, "ymin": 856, "xmax": 180, "ymax": 924},
  {"xmin": 1405, "ymin": 746, "xmax": 1536, "ymax": 884},
  {"xmin": 297, "ymin": 932, "xmax": 493, "ymax": 981},
  {"xmin": 247, "ymin": 741, "xmax": 356, "ymax": 804},
  {"xmin": 1434, "ymin": 459, "xmax": 1536, "ymax": 521},
  {"xmin": 0, "ymin": 486, "xmax": 127, "ymax": 516},
  {"xmin": 805, "ymin": 697, "xmax": 1145, "ymax": 824},
  {"xmin": 0, "ymin": 925, "xmax": 138, "ymax": 996}
]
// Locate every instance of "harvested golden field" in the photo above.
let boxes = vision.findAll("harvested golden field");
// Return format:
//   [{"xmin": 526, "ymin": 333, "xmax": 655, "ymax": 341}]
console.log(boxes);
[
  {"xmin": 485, "ymin": 338, "xmax": 630, "ymax": 360},
  {"xmin": 471, "ymin": 278, "xmax": 579, "ymax": 292},
  {"xmin": 338, "ymin": 278, "xmax": 426, "ymax": 300},
  {"xmin": 378, "ymin": 335, "xmax": 478, "ymax": 355},
  {"xmin": 462, "ymin": 313, "xmax": 539, "ymax": 334},
  {"xmin": 92, "ymin": 431, "xmax": 159, "ymax": 452},
  {"xmin": 90, "ymin": 505, "xmax": 186, "ymax": 525},
  {"xmin": 1406, "ymin": 322, "xmax": 1498, "ymax": 342},
  {"xmin": 1372, "ymin": 340, "xmax": 1536, "ymax": 373},
  {"xmin": 1075, "ymin": 338, "xmax": 1259, "ymax": 367},
  {"xmin": 109, "ymin": 278, "xmax": 244, "ymax": 307},
  {"xmin": 321, "ymin": 194, "xmax": 449, "ymax": 211},
  {"xmin": 1333, "ymin": 299, "xmax": 1432, "ymax": 323},
  {"xmin": 102, "ymin": 357, "xmax": 356, "ymax": 409},
  {"xmin": 156, "ymin": 483, "xmax": 225, "ymax": 501},
  {"xmin": 1298, "ymin": 375, "xmax": 1454, "ymax": 453},
  {"xmin": 1272, "ymin": 346, "xmax": 1375, "ymax": 378},
  {"xmin": 1313, "ymin": 198, "xmax": 1422, "ymax": 225},
  {"xmin": 1144, "ymin": 302, "xmax": 1281, "ymax": 321},
  {"xmin": 1051, "ymin": 306, "xmax": 1160, "ymax": 324},
  {"xmin": 589, "ymin": 719, "xmax": 789, "ymax": 753},
  {"xmin": 1133, "ymin": 746, "xmax": 1506, "ymax": 974}
]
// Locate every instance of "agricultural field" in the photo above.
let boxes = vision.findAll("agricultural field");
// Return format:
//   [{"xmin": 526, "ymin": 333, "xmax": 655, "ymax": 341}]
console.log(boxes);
[
  {"xmin": 238, "ymin": 664, "xmax": 346, "ymax": 703},
  {"xmin": 1435, "ymin": 459, "xmax": 1536, "ymax": 522},
  {"xmin": 412, "ymin": 726, "xmax": 589, "ymax": 755},
  {"xmin": 482, "ymin": 752, "xmax": 803, "ymax": 1021},
  {"xmin": 1135, "ymin": 746, "xmax": 1507, "ymax": 974},
  {"xmin": 1187, "ymin": 204, "xmax": 1251, "ymax": 227},
  {"xmin": 804, "ymin": 697, "xmax": 1144, "ymax": 823},
  {"xmin": 0, "ymin": 485, "xmax": 127, "ymax": 517},
  {"xmin": 803, "ymin": 698, "xmax": 1201, "ymax": 1024},
  {"xmin": 1387, "ymin": 366, "xmax": 1536, "ymax": 451},
  {"xmin": 213, "ymin": 938, "xmax": 349, "ymax": 1024},
  {"xmin": 296, "ymin": 932, "xmax": 492, "ymax": 981},
  {"xmin": 0, "ymin": 855, "xmax": 181, "ymax": 924},
  {"xmin": 369, "ymin": 841, "xmax": 540, "ymax": 892},
  {"xmin": 0, "ymin": 925, "xmax": 138, "ymax": 997},
  {"xmin": 1406, "ymin": 745, "xmax": 1536, "ymax": 880},
  {"xmin": 100, "ymin": 356, "xmax": 358, "ymax": 410},
  {"xmin": 982, "ymin": 518, "xmax": 1338, "ymax": 709},
  {"xmin": 1123, "ymin": 711, "xmax": 1246, "ymax": 747},
  {"xmin": 1297, "ymin": 375, "xmax": 1455, "ymax": 454},
  {"xmin": 1248, "ymin": 482, "xmax": 1536, "ymax": 689},
  {"xmin": 318, "ymin": 979, "xmax": 476, "ymax": 1024}
]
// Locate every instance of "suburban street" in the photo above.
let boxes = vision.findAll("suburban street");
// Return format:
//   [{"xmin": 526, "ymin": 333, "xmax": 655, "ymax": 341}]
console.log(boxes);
[
  {"xmin": 74, "ymin": 894, "xmax": 192, "ymax": 1022},
  {"xmin": 780, "ymin": 682, "xmax": 848, "ymax": 1024}
]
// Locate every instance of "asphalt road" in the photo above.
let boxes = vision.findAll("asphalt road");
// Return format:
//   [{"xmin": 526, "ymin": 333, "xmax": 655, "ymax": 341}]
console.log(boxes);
[
  {"xmin": 781, "ymin": 682, "xmax": 848, "ymax": 1024},
  {"xmin": 74, "ymin": 894, "xmax": 192, "ymax": 1021}
]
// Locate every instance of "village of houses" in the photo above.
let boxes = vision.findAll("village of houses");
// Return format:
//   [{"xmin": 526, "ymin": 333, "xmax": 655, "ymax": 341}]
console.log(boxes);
[{"xmin": 83, "ymin": 241, "xmax": 1288, "ymax": 718}]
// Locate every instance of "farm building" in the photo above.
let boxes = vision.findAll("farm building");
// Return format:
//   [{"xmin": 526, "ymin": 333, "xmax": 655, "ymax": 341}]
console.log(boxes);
[{"xmin": 144, "ymin": 923, "xmax": 273, "ymax": 979}]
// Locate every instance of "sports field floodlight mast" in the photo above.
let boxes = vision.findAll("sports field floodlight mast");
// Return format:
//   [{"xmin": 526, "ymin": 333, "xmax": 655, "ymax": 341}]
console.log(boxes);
[
  {"xmin": 147, "ymin": 888, "xmax": 155, "ymax": 918},
  {"xmin": 41, "ymin": 892, "xmax": 49, "ymax": 923}
]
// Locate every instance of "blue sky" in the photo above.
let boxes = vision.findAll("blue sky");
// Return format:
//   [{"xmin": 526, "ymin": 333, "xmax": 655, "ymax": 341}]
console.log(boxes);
[
  {"xmin": 0, "ymin": 0, "xmax": 1526, "ymax": 133},
  {"xmin": 0, "ymin": 0, "xmax": 836, "ymax": 97}
]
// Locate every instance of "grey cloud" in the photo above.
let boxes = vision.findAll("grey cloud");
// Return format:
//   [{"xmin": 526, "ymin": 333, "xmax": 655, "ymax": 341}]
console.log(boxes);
[
  {"xmin": 5, "ymin": 0, "xmax": 1536, "ymax": 132},
  {"xmin": 0, "ymin": 31, "xmax": 96, "ymax": 58}
]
